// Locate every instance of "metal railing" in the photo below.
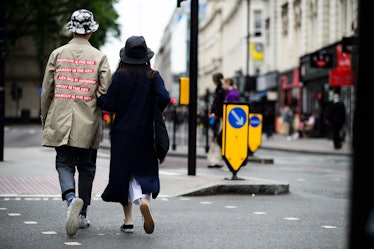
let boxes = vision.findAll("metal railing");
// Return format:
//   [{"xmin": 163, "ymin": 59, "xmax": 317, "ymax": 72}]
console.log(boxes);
[{"xmin": 101, "ymin": 106, "xmax": 212, "ymax": 153}]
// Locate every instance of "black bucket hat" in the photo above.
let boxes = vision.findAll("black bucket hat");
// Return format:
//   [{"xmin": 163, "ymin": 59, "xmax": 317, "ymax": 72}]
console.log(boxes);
[{"xmin": 120, "ymin": 36, "xmax": 154, "ymax": 64}]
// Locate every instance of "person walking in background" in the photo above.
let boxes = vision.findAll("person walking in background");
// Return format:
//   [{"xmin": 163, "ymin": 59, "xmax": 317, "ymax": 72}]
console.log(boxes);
[
  {"xmin": 282, "ymin": 105, "xmax": 294, "ymax": 141},
  {"xmin": 96, "ymin": 36, "xmax": 170, "ymax": 234},
  {"xmin": 327, "ymin": 93, "xmax": 346, "ymax": 149},
  {"xmin": 263, "ymin": 103, "xmax": 275, "ymax": 139},
  {"xmin": 207, "ymin": 72, "xmax": 226, "ymax": 168},
  {"xmin": 217, "ymin": 77, "xmax": 240, "ymax": 146},
  {"xmin": 40, "ymin": 9, "xmax": 111, "ymax": 237},
  {"xmin": 222, "ymin": 77, "xmax": 240, "ymax": 102}
]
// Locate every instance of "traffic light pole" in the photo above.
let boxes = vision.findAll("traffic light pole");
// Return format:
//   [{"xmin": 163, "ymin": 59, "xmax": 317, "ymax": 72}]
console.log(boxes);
[{"xmin": 187, "ymin": 0, "xmax": 198, "ymax": 176}]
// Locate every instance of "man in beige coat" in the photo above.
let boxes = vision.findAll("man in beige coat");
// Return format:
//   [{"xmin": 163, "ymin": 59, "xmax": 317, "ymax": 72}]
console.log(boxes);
[{"xmin": 40, "ymin": 9, "xmax": 111, "ymax": 237}]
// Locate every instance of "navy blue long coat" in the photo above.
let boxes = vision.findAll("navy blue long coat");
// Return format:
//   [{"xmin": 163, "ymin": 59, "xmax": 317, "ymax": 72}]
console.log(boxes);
[{"xmin": 97, "ymin": 67, "xmax": 170, "ymax": 205}]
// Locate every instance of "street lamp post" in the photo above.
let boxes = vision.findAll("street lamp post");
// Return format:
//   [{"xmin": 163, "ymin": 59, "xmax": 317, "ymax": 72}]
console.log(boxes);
[
  {"xmin": 187, "ymin": 0, "xmax": 198, "ymax": 176},
  {"xmin": 246, "ymin": 0, "xmax": 250, "ymax": 77},
  {"xmin": 0, "ymin": 0, "xmax": 5, "ymax": 161}
]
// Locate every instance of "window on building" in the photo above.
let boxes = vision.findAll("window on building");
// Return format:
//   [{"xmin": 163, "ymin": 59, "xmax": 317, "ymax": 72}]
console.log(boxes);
[
  {"xmin": 308, "ymin": 0, "xmax": 318, "ymax": 47},
  {"xmin": 294, "ymin": 0, "xmax": 301, "ymax": 30},
  {"xmin": 265, "ymin": 17, "xmax": 270, "ymax": 45},
  {"xmin": 281, "ymin": 3, "xmax": 289, "ymax": 36},
  {"xmin": 254, "ymin": 10, "xmax": 262, "ymax": 37}
]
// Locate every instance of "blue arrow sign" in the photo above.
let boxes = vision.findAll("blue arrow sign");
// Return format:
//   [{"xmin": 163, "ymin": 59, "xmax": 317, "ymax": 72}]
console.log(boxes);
[
  {"xmin": 228, "ymin": 107, "xmax": 247, "ymax": 128},
  {"xmin": 249, "ymin": 115, "xmax": 261, "ymax": 128}
]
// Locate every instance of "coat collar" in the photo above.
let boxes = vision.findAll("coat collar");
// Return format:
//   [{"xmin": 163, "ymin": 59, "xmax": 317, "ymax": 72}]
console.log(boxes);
[{"xmin": 68, "ymin": 37, "xmax": 92, "ymax": 46}]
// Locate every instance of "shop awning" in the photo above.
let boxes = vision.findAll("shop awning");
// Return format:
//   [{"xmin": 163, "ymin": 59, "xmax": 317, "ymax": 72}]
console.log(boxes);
[{"xmin": 249, "ymin": 91, "xmax": 267, "ymax": 101}]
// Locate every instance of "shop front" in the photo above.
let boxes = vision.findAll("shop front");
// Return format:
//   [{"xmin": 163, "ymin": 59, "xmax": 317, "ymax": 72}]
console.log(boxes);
[
  {"xmin": 251, "ymin": 71, "xmax": 278, "ymax": 136},
  {"xmin": 299, "ymin": 39, "xmax": 354, "ymax": 138},
  {"xmin": 277, "ymin": 68, "xmax": 302, "ymax": 135}
]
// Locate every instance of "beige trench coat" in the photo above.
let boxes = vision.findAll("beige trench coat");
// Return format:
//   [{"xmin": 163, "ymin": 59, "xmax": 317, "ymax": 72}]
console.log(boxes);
[{"xmin": 40, "ymin": 38, "xmax": 111, "ymax": 149}]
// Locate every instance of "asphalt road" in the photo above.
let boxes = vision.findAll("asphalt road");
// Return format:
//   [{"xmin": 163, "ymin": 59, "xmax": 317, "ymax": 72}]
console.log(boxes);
[
  {"xmin": 1, "ymin": 125, "xmax": 351, "ymax": 249},
  {"xmin": 1, "ymin": 193, "xmax": 348, "ymax": 249}
]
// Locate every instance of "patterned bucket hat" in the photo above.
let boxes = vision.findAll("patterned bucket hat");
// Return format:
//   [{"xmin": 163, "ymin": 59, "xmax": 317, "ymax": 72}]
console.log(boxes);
[{"xmin": 66, "ymin": 9, "xmax": 99, "ymax": 34}]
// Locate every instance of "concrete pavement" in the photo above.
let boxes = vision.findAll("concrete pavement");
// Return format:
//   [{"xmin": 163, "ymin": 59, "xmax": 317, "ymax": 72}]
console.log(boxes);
[
  {"xmin": 161, "ymin": 133, "xmax": 352, "ymax": 158},
  {"xmin": 155, "ymin": 134, "xmax": 351, "ymax": 196},
  {"xmin": 0, "ymin": 131, "xmax": 352, "ymax": 198}
]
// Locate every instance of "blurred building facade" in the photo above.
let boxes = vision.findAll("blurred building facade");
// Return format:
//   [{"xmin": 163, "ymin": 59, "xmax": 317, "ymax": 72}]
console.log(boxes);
[
  {"xmin": 5, "ymin": 36, "xmax": 42, "ymax": 123},
  {"xmin": 4, "ymin": 0, "xmax": 358, "ymax": 140},
  {"xmin": 156, "ymin": 0, "xmax": 357, "ymax": 138}
]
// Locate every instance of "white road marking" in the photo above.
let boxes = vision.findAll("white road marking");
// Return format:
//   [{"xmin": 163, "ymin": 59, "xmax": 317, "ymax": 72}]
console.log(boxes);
[
  {"xmin": 24, "ymin": 198, "xmax": 42, "ymax": 201},
  {"xmin": 64, "ymin": 242, "xmax": 81, "ymax": 245},
  {"xmin": 159, "ymin": 170, "xmax": 181, "ymax": 176},
  {"xmin": 200, "ymin": 201, "xmax": 212, "ymax": 204},
  {"xmin": 321, "ymin": 225, "xmax": 337, "ymax": 229},
  {"xmin": 42, "ymin": 231, "xmax": 57, "ymax": 234},
  {"xmin": 253, "ymin": 212, "xmax": 267, "ymax": 214},
  {"xmin": 284, "ymin": 217, "xmax": 300, "ymax": 220},
  {"xmin": 97, "ymin": 152, "xmax": 110, "ymax": 159},
  {"xmin": 24, "ymin": 221, "xmax": 38, "ymax": 224},
  {"xmin": 8, "ymin": 213, "xmax": 21, "ymax": 216}
]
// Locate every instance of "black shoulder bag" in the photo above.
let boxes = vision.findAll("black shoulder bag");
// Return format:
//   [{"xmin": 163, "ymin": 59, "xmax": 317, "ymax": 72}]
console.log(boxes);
[{"xmin": 152, "ymin": 79, "xmax": 170, "ymax": 164}]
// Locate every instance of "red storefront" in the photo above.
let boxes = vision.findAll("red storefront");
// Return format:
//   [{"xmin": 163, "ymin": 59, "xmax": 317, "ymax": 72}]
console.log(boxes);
[
  {"xmin": 299, "ymin": 39, "xmax": 354, "ymax": 138},
  {"xmin": 276, "ymin": 68, "xmax": 301, "ymax": 134}
]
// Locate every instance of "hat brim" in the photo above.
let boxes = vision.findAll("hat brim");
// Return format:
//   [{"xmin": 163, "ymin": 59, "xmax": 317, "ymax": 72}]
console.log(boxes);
[{"xmin": 121, "ymin": 48, "xmax": 154, "ymax": 65}]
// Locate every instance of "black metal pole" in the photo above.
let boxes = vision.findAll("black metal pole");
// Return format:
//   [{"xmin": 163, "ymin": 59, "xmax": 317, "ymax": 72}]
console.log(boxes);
[
  {"xmin": 246, "ymin": 0, "xmax": 250, "ymax": 76},
  {"xmin": 187, "ymin": 0, "xmax": 198, "ymax": 176},
  {"xmin": 0, "ymin": 0, "xmax": 5, "ymax": 161},
  {"xmin": 349, "ymin": 0, "xmax": 372, "ymax": 248},
  {"xmin": 204, "ymin": 89, "xmax": 210, "ymax": 153},
  {"xmin": 172, "ymin": 106, "xmax": 177, "ymax": 150}
]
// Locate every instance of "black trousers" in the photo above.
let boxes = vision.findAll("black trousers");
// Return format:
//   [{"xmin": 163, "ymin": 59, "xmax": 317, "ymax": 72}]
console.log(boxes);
[{"xmin": 331, "ymin": 124, "xmax": 343, "ymax": 149}]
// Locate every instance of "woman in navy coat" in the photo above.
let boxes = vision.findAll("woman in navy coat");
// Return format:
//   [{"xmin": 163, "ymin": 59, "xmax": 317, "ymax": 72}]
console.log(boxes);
[{"xmin": 96, "ymin": 36, "xmax": 170, "ymax": 234}]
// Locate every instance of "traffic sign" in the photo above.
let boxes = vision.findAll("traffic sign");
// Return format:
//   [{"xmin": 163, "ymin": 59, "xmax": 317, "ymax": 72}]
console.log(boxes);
[
  {"xmin": 248, "ymin": 113, "xmax": 263, "ymax": 153},
  {"xmin": 222, "ymin": 103, "xmax": 249, "ymax": 173}
]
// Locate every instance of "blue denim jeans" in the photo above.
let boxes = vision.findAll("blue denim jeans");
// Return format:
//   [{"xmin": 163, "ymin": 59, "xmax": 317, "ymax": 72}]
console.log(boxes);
[{"xmin": 55, "ymin": 145, "xmax": 97, "ymax": 207}]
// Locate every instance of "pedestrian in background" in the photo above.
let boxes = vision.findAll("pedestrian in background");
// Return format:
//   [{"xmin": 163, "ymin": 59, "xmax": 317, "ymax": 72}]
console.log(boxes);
[
  {"xmin": 222, "ymin": 77, "xmax": 240, "ymax": 102},
  {"xmin": 40, "ymin": 9, "xmax": 111, "ymax": 237},
  {"xmin": 327, "ymin": 93, "xmax": 346, "ymax": 149},
  {"xmin": 96, "ymin": 36, "xmax": 170, "ymax": 234},
  {"xmin": 217, "ymin": 77, "xmax": 240, "ymax": 146},
  {"xmin": 263, "ymin": 103, "xmax": 275, "ymax": 139},
  {"xmin": 282, "ymin": 105, "xmax": 294, "ymax": 141},
  {"xmin": 207, "ymin": 72, "xmax": 226, "ymax": 168}
]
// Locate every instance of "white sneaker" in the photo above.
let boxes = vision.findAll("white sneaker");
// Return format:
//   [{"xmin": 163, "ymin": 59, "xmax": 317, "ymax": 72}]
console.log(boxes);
[
  {"xmin": 66, "ymin": 198, "xmax": 83, "ymax": 236},
  {"xmin": 79, "ymin": 214, "xmax": 90, "ymax": 228}
]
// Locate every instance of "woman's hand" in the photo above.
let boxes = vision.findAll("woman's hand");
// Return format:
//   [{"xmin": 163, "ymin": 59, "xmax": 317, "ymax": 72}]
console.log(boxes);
[{"xmin": 96, "ymin": 90, "xmax": 101, "ymax": 98}]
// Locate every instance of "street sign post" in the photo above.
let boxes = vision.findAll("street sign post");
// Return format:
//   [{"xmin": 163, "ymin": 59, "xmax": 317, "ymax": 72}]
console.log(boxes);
[
  {"xmin": 221, "ymin": 103, "xmax": 249, "ymax": 180},
  {"xmin": 248, "ymin": 113, "xmax": 263, "ymax": 153}
]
